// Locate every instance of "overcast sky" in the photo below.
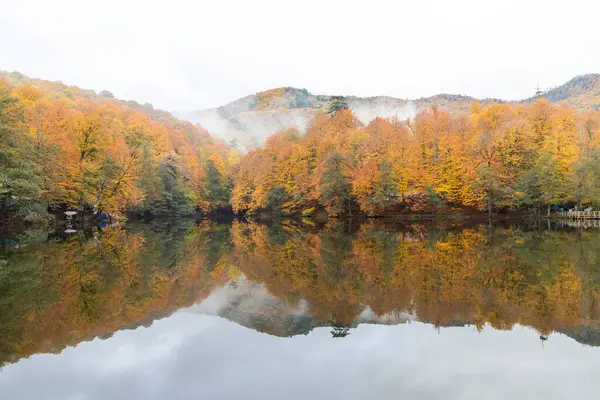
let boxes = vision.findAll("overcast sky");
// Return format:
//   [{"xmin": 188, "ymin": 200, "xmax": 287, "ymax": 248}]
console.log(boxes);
[{"xmin": 1, "ymin": 0, "xmax": 599, "ymax": 111}]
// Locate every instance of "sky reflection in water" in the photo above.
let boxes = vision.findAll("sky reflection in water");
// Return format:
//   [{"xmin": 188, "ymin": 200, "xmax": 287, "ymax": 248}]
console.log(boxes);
[{"xmin": 1, "ymin": 219, "xmax": 600, "ymax": 399}]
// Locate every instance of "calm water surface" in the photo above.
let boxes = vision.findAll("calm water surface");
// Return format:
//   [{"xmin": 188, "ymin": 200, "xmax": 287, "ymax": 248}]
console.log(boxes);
[{"xmin": 1, "ymin": 219, "xmax": 600, "ymax": 399}]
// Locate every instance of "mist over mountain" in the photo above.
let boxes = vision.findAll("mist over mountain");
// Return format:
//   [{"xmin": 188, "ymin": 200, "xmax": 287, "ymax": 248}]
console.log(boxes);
[
  {"xmin": 175, "ymin": 88, "xmax": 488, "ymax": 150},
  {"xmin": 175, "ymin": 74, "xmax": 600, "ymax": 150}
]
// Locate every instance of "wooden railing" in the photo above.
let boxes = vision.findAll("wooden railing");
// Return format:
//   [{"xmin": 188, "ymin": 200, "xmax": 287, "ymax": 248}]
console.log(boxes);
[
  {"xmin": 556, "ymin": 211, "xmax": 600, "ymax": 219},
  {"xmin": 554, "ymin": 219, "xmax": 600, "ymax": 228}
]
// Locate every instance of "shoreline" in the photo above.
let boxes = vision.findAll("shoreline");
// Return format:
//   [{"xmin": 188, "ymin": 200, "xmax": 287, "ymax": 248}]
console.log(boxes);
[{"xmin": 0, "ymin": 210, "xmax": 581, "ymax": 237}]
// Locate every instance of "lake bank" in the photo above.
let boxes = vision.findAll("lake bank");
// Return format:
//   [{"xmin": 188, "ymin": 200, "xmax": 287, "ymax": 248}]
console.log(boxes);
[{"xmin": 0, "ymin": 207, "xmax": 581, "ymax": 237}]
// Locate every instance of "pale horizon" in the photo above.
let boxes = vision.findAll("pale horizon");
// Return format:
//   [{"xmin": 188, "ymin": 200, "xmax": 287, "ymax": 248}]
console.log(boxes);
[{"xmin": 3, "ymin": 0, "xmax": 600, "ymax": 111}]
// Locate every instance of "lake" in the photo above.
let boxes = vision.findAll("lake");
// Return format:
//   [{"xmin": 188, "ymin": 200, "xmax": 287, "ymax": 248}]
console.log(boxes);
[{"xmin": 1, "ymin": 218, "xmax": 600, "ymax": 399}]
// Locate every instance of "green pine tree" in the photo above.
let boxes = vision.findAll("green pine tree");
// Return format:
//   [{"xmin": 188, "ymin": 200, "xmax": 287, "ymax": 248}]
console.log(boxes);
[{"xmin": 325, "ymin": 96, "xmax": 349, "ymax": 115}]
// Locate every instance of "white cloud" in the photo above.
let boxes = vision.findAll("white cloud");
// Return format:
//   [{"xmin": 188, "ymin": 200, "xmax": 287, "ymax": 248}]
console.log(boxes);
[
  {"xmin": 1, "ymin": 0, "xmax": 599, "ymax": 111},
  {"xmin": 2, "ymin": 311, "xmax": 600, "ymax": 400}
]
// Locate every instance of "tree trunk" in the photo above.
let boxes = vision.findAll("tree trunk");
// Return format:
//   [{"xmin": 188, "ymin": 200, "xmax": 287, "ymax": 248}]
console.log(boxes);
[
  {"xmin": 93, "ymin": 178, "xmax": 107, "ymax": 213},
  {"xmin": 578, "ymin": 178, "xmax": 584, "ymax": 209},
  {"xmin": 547, "ymin": 204, "xmax": 551, "ymax": 218}
]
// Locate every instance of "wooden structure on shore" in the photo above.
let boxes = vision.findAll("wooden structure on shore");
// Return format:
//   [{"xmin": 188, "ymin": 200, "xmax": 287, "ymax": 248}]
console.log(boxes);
[
  {"xmin": 556, "ymin": 211, "xmax": 600, "ymax": 220},
  {"xmin": 555, "ymin": 219, "xmax": 600, "ymax": 228}
]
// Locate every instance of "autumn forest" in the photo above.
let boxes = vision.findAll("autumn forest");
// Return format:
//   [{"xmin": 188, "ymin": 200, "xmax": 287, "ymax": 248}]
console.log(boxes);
[
  {"xmin": 0, "ymin": 72, "xmax": 234, "ymax": 222},
  {"xmin": 3, "ymin": 71, "xmax": 600, "ymax": 222}
]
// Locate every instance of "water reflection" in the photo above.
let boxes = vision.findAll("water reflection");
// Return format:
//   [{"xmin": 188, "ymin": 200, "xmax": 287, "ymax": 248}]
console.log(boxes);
[
  {"xmin": 2, "ymin": 218, "xmax": 600, "ymax": 369},
  {"xmin": 3, "ymin": 314, "xmax": 600, "ymax": 400}
]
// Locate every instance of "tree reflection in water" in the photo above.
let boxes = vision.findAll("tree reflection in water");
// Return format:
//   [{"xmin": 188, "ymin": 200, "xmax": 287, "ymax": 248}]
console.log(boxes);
[{"xmin": 2, "ymin": 218, "xmax": 600, "ymax": 366}]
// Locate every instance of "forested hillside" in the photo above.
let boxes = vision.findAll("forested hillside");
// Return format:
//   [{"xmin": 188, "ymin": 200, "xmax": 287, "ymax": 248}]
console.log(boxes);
[
  {"xmin": 178, "ymin": 87, "xmax": 502, "ymax": 148},
  {"xmin": 4, "ymin": 70, "xmax": 600, "ymax": 221},
  {"xmin": 181, "ymin": 74, "xmax": 600, "ymax": 148},
  {"xmin": 524, "ymin": 74, "xmax": 600, "ymax": 111},
  {"xmin": 232, "ymin": 99, "xmax": 600, "ymax": 216},
  {"xmin": 0, "ymin": 71, "xmax": 237, "ymax": 222}
]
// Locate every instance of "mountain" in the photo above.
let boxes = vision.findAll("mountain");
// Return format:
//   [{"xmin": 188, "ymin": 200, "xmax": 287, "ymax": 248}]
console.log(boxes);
[
  {"xmin": 1, "ymin": 70, "xmax": 182, "ymax": 124},
  {"xmin": 175, "ymin": 88, "xmax": 500, "ymax": 150},
  {"xmin": 176, "ymin": 74, "xmax": 600, "ymax": 150},
  {"xmin": 523, "ymin": 73, "xmax": 600, "ymax": 110},
  {"xmin": 0, "ymin": 70, "xmax": 234, "ymax": 221},
  {"xmin": 176, "ymin": 88, "xmax": 506, "ymax": 149},
  {"xmin": 175, "ymin": 88, "xmax": 417, "ymax": 150}
]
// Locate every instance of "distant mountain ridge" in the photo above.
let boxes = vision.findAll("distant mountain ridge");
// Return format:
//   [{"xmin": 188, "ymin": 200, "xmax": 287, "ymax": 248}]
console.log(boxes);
[
  {"xmin": 523, "ymin": 73, "xmax": 600, "ymax": 108},
  {"xmin": 177, "ymin": 74, "xmax": 600, "ymax": 149},
  {"xmin": 175, "ymin": 89, "xmax": 502, "ymax": 150}
]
